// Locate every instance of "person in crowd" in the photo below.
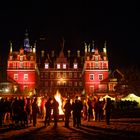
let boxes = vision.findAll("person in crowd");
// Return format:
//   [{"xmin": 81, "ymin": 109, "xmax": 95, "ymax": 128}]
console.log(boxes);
[
  {"xmin": 87, "ymin": 98, "xmax": 93, "ymax": 122},
  {"xmin": 64, "ymin": 99, "xmax": 72, "ymax": 127},
  {"xmin": 26, "ymin": 98, "xmax": 32, "ymax": 124},
  {"xmin": 52, "ymin": 97, "xmax": 59, "ymax": 128},
  {"xmin": 103, "ymin": 98, "xmax": 112, "ymax": 125},
  {"xmin": 44, "ymin": 97, "xmax": 52, "ymax": 126},
  {"xmin": 32, "ymin": 98, "xmax": 39, "ymax": 127},
  {"xmin": 72, "ymin": 96, "xmax": 83, "ymax": 128},
  {"xmin": 82, "ymin": 100, "xmax": 87, "ymax": 120},
  {"xmin": 94, "ymin": 98, "xmax": 100, "ymax": 122},
  {"xmin": 0, "ymin": 98, "xmax": 4, "ymax": 127}
]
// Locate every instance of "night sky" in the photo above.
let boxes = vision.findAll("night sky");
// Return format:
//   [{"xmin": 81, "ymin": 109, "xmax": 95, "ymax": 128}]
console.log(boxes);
[{"xmin": 0, "ymin": 1, "xmax": 138, "ymax": 71}]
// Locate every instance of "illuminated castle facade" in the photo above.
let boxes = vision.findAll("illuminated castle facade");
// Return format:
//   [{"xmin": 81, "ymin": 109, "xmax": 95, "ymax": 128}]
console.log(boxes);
[
  {"xmin": 6, "ymin": 32, "xmax": 117, "ymax": 97},
  {"xmin": 7, "ymin": 32, "xmax": 38, "ymax": 94}
]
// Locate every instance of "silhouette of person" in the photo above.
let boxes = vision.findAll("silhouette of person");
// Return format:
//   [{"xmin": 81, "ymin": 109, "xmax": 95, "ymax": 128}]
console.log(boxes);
[{"xmin": 44, "ymin": 97, "xmax": 52, "ymax": 126}]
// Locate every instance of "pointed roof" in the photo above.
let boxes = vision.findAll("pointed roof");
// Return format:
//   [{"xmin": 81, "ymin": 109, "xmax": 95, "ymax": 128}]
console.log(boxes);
[{"xmin": 55, "ymin": 39, "xmax": 67, "ymax": 63}]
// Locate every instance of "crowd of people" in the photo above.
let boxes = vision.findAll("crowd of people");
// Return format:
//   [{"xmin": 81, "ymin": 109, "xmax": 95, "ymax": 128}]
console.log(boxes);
[{"xmin": 0, "ymin": 95, "xmax": 114, "ymax": 129}]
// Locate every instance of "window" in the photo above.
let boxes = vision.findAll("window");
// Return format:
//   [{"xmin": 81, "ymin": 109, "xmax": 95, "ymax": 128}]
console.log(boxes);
[
  {"xmin": 45, "ymin": 73, "xmax": 49, "ymax": 79},
  {"xmin": 24, "ymin": 85, "xmax": 28, "ymax": 91},
  {"xmin": 63, "ymin": 64, "xmax": 66, "ymax": 69},
  {"xmin": 69, "ymin": 81, "xmax": 72, "ymax": 86},
  {"xmin": 79, "ymin": 73, "xmax": 82, "ymax": 78},
  {"xmin": 41, "ymin": 73, "xmax": 44, "ymax": 78},
  {"xmin": 90, "ymin": 74, "xmax": 94, "ymax": 80},
  {"xmin": 50, "ymin": 72, "xmax": 54, "ymax": 78},
  {"xmin": 69, "ymin": 72, "xmax": 73, "ymax": 78},
  {"xmin": 73, "ymin": 63, "xmax": 77, "ymax": 69},
  {"xmin": 57, "ymin": 72, "xmax": 61, "ymax": 78},
  {"xmin": 14, "ymin": 74, "xmax": 18, "ymax": 80},
  {"xmin": 98, "ymin": 74, "xmax": 103, "ymax": 80},
  {"xmin": 57, "ymin": 81, "xmax": 60, "ymax": 86},
  {"xmin": 95, "ymin": 62, "xmax": 98, "ymax": 68},
  {"xmin": 74, "ymin": 82, "xmax": 77, "ymax": 86},
  {"xmin": 24, "ymin": 74, "xmax": 28, "ymax": 80},
  {"xmin": 79, "ymin": 82, "xmax": 82, "ymax": 86},
  {"xmin": 74, "ymin": 73, "xmax": 77, "ymax": 78},
  {"xmin": 57, "ymin": 64, "xmax": 60, "ymax": 69},
  {"xmin": 45, "ymin": 63, "xmax": 49, "ymax": 69},
  {"xmin": 45, "ymin": 82, "xmax": 48, "ymax": 86},
  {"xmin": 89, "ymin": 86, "xmax": 94, "ymax": 92},
  {"xmin": 19, "ymin": 62, "xmax": 23, "ymax": 68},
  {"xmin": 63, "ymin": 72, "xmax": 66, "ymax": 78}
]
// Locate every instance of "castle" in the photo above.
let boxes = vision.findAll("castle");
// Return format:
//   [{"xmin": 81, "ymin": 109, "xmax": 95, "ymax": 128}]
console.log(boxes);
[{"xmin": 5, "ymin": 32, "xmax": 117, "ymax": 98}]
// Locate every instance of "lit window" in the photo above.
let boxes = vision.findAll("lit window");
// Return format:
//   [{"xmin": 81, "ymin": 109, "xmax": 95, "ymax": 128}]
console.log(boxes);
[
  {"xmin": 45, "ymin": 63, "xmax": 49, "ymax": 69},
  {"xmin": 57, "ymin": 72, "xmax": 61, "ymax": 78},
  {"xmin": 63, "ymin": 64, "xmax": 66, "ymax": 69},
  {"xmin": 57, "ymin": 64, "xmax": 60, "ymax": 69},
  {"xmin": 98, "ymin": 74, "xmax": 103, "ymax": 80},
  {"xmin": 63, "ymin": 72, "xmax": 66, "ymax": 78},
  {"xmin": 57, "ymin": 81, "xmax": 60, "ymax": 86},
  {"xmin": 79, "ymin": 73, "xmax": 82, "ymax": 78},
  {"xmin": 73, "ymin": 63, "xmax": 77, "ymax": 69},
  {"xmin": 14, "ymin": 74, "xmax": 18, "ymax": 80},
  {"xmin": 90, "ymin": 74, "xmax": 94, "ymax": 80},
  {"xmin": 24, "ymin": 74, "xmax": 28, "ymax": 80}
]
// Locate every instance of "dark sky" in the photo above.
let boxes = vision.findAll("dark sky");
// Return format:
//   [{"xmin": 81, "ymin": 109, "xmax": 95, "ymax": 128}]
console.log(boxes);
[{"xmin": 0, "ymin": 1, "xmax": 138, "ymax": 70}]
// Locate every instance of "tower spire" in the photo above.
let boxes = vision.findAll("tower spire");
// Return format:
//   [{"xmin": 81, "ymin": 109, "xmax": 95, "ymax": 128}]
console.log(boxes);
[{"xmin": 24, "ymin": 29, "xmax": 30, "ymax": 52}]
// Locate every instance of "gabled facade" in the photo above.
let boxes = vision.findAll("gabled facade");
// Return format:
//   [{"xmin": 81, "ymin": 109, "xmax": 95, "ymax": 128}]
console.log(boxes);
[
  {"xmin": 38, "ymin": 42, "xmax": 84, "ymax": 98},
  {"xmin": 83, "ymin": 41, "xmax": 116, "ymax": 97},
  {"xmin": 6, "ymin": 32, "xmax": 37, "ymax": 95}
]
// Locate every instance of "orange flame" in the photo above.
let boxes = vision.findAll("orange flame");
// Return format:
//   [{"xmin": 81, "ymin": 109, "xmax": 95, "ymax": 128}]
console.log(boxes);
[{"xmin": 54, "ymin": 90, "xmax": 64, "ymax": 115}]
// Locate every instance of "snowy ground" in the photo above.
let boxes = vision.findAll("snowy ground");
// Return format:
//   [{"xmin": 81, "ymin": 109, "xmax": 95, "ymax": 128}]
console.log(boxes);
[{"xmin": 0, "ymin": 118, "xmax": 140, "ymax": 140}]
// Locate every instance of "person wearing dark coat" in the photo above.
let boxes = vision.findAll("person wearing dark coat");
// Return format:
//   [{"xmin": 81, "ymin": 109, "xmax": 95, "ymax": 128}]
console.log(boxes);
[
  {"xmin": 103, "ymin": 98, "xmax": 112, "ymax": 125},
  {"xmin": 32, "ymin": 98, "xmax": 39, "ymax": 127},
  {"xmin": 44, "ymin": 97, "xmax": 52, "ymax": 126},
  {"xmin": 72, "ymin": 96, "xmax": 83, "ymax": 128},
  {"xmin": 52, "ymin": 98, "xmax": 59, "ymax": 128},
  {"xmin": 64, "ymin": 99, "xmax": 72, "ymax": 127}
]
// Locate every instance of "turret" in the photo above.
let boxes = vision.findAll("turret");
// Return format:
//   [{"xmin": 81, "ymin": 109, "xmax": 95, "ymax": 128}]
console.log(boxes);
[
  {"xmin": 24, "ymin": 29, "xmax": 30, "ymax": 52},
  {"xmin": 9, "ymin": 41, "xmax": 13, "ymax": 53},
  {"xmin": 103, "ymin": 41, "xmax": 107, "ymax": 54},
  {"xmin": 84, "ymin": 42, "xmax": 87, "ymax": 54}
]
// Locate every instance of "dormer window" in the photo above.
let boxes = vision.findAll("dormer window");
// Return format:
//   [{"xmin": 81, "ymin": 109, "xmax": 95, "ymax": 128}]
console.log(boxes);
[
  {"xmin": 73, "ymin": 63, "xmax": 78, "ymax": 69},
  {"xmin": 63, "ymin": 64, "xmax": 66, "ymax": 69},
  {"xmin": 45, "ymin": 63, "xmax": 49, "ymax": 69},
  {"xmin": 57, "ymin": 64, "xmax": 60, "ymax": 69}
]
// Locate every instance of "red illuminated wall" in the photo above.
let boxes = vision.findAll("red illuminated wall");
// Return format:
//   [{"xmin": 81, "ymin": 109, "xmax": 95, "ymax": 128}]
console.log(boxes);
[
  {"xmin": 83, "ymin": 47, "xmax": 109, "ymax": 96},
  {"xmin": 7, "ymin": 48, "xmax": 37, "ymax": 94}
]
